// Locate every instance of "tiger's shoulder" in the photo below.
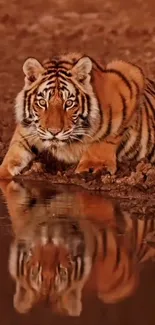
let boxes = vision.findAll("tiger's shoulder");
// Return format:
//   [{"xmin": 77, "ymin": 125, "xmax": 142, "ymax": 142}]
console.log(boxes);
[{"xmin": 92, "ymin": 58, "xmax": 145, "ymax": 101}]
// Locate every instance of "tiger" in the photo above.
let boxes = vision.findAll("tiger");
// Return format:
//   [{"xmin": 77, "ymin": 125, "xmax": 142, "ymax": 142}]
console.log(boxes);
[
  {"xmin": 1, "ymin": 52, "xmax": 155, "ymax": 179},
  {"xmin": 1, "ymin": 180, "xmax": 155, "ymax": 316}
]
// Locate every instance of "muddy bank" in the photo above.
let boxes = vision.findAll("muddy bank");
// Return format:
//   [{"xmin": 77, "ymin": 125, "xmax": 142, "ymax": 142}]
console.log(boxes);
[{"xmin": 17, "ymin": 155, "xmax": 155, "ymax": 203}]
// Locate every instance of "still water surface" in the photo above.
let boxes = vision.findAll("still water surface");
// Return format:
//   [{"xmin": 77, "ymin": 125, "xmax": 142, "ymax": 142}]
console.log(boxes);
[{"xmin": 0, "ymin": 179, "xmax": 155, "ymax": 325}]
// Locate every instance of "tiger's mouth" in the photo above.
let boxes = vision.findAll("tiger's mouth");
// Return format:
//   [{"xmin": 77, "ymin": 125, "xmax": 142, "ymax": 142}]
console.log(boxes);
[
  {"xmin": 40, "ymin": 138, "xmax": 66, "ymax": 148},
  {"xmin": 39, "ymin": 133, "xmax": 84, "ymax": 147},
  {"xmin": 36, "ymin": 122, "xmax": 88, "ymax": 146}
]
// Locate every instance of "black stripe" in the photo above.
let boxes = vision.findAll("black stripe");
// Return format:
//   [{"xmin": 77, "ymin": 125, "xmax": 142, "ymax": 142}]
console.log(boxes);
[
  {"xmin": 85, "ymin": 94, "xmax": 91, "ymax": 115},
  {"xmin": 88, "ymin": 56, "xmax": 105, "ymax": 72},
  {"xmin": 149, "ymin": 118, "xmax": 155, "ymax": 159},
  {"xmin": 58, "ymin": 69, "xmax": 72, "ymax": 77},
  {"xmin": 124, "ymin": 107, "xmax": 143, "ymax": 160},
  {"xmin": 104, "ymin": 69, "xmax": 133, "ymax": 98},
  {"xmin": 17, "ymin": 242, "xmax": 26, "ymax": 277},
  {"xmin": 147, "ymin": 78, "xmax": 155, "ymax": 88},
  {"xmin": 18, "ymin": 133, "xmax": 33, "ymax": 154},
  {"xmin": 59, "ymin": 80, "xmax": 68, "ymax": 87},
  {"xmin": 74, "ymin": 259, "xmax": 78, "ymax": 280},
  {"xmin": 90, "ymin": 81, "xmax": 103, "ymax": 133},
  {"xmin": 120, "ymin": 93, "xmax": 127, "ymax": 122},
  {"xmin": 23, "ymin": 91, "xmax": 28, "ymax": 120},
  {"xmin": 81, "ymin": 94, "xmax": 85, "ymax": 115},
  {"xmin": 79, "ymin": 256, "xmax": 85, "ymax": 280},
  {"xmin": 43, "ymin": 75, "xmax": 56, "ymax": 82},
  {"xmin": 103, "ymin": 105, "xmax": 112, "ymax": 138},
  {"xmin": 144, "ymin": 101, "xmax": 151, "ymax": 155},
  {"xmin": 21, "ymin": 119, "xmax": 32, "ymax": 127},
  {"xmin": 82, "ymin": 94, "xmax": 88, "ymax": 117},
  {"xmin": 19, "ymin": 140, "xmax": 32, "ymax": 154},
  {"xmin": 116, "ymin": 131, "xmax": 130, "ymax": 157},
  {"xmin": 144, "ymin": 93, "xmax": 155, "ymax": 119},
  {"xmin": 49, "ymin": 60, "xmax": 70, "ymax": 68},
  {"xmin": 127, "ymin": 61, "xmax": 144, "ymax": 76},
  {"xmin": 43, "ymin": 71, "xmax": 57, "ymax": 77},
  {"xmin": 45, "ymin": 69, "xmax": 57, "ymax": 74},
  {"xmin": 113, "ymin": 241, "xmax": 121, "ymax": 271},
  {"xmin": 145, "ymin": 87, "xmax": 155, "ymax": 96},
  {"xmin": 146, "ymin": 84, "xmax": 155, "ymax": 96},
  {"xmin": 27, "ymin": 85, "xmax": 39, "ymax": 96},
  {"xmin": 37, "ymin": 91, "xmax": 44, "ymax": 97},
  {"xmin": 21, "ymin": 252, "xmax": 26, "ymax": 276},
  {"xmin": 92, "ymin": 236, "xmax": 98, "ymax": 263},
  {"xmin": 44, "ymin": 60, "xmax": 72, "ymax": 68},
  {"xmin": 132, "ymin": 79, "xmax": 140, "ymax": 99},
  {"xmin": 45, "ymin": 69, "xmax": 71, "ymax": 77},
  {"xmin": 42, "ymin": 86, "xmax": 54, "ymax": 93},
  {"xmin": 57, "ymin": 73, "xmax": 69, "ymax": 81},
  {"xmin": 25, "ymin": 93, "xmax": 34, "ymax": 120},
  {"xmin": 46, "ymin": 80, "xmax": 56, "ymax": 86},
  {"xmin": 131, "ymin": 108, "xmax": 143, "ymax": 160},
  {"xmin": 145, "ymin": 96, "xmax": 155, "ymax": 160},
  {"xmin": 59, "ymin": 85, "xmax": 68, "ymax": 92}
]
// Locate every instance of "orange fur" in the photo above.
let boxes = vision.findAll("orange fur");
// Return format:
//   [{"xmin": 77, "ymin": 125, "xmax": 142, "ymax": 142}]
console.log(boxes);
[{"xmin": 1, "ymin": 53, "xmax": 155, "ymax": 179}]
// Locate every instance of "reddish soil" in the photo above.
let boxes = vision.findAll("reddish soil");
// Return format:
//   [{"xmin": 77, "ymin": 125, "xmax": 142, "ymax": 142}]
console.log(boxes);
[{"xmin": 1, "ymin": 0, "xmax": 155, "ymax": 195}]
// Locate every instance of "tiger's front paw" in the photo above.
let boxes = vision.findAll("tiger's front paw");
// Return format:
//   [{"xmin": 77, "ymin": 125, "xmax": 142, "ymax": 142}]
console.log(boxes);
[
  {"xmin": 0, "ymin": 160, "xmax": 23, "ymax": 179},
  {"xmin": 75, "ymin": 159, "xmax": 117, "ymax": 175},
  {"xmin": 23, "ymin": 162, "xmax": 44, "ymax": 176}
]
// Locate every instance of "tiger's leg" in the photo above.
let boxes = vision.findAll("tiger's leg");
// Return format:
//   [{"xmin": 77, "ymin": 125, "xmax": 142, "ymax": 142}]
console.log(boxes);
[
  {"xmin": 75, "ymin": 136, "xmax": 121, "ymax": 175},
  {"xmin": 0, "ymin": 124, "xmax": 37, "ymax": 179},
  {"xmin": 0, "ymin": 180, "xmax": 32, "ymax": 235}
]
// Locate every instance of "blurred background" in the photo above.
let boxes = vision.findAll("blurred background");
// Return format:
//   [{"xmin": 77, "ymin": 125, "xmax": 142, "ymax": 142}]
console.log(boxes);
[{"xmin": 0, "ymin": 0, "xmax": 155, "ymax": 158}]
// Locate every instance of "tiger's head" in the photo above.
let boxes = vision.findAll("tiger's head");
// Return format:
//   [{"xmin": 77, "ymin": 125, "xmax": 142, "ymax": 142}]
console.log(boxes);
[
  {"xmin": 9, "ymin": 240, "xmax": 77, "ymax": 314},
  {"xmin": 16, "ymin": 53, "xmax": 100, "ymax": 148}
]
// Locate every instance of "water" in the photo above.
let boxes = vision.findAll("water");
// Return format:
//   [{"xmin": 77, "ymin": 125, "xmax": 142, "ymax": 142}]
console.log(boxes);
[{"xmin": 0, "ymin": 179, "xmax": 155, "ymax": 325}]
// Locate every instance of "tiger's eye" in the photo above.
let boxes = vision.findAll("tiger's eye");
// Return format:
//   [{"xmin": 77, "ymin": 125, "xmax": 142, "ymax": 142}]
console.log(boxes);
[
  {"xmin": 38, "ymin": 99, "xmax": 46, "ymax": 107},
  {"xmin": 65, "ymin": 99, "xmax": 73, "ymax": 108}
]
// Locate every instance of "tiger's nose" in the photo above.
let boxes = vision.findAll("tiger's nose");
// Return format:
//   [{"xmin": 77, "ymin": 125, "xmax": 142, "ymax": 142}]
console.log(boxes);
[{"xmin": 48, "ymin": 128, "xmax": 62, "ymax": 135}]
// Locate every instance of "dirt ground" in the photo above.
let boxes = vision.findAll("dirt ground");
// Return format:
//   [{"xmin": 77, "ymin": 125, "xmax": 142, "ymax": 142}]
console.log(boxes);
[{"xmin": 1, "ymin": 0, "xmax": 155, "ymax": 196}]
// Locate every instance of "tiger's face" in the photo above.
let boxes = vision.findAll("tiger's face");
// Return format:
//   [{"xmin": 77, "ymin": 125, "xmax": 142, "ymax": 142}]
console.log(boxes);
[
  {"xmin": 9, "ymin": 241, "xmax": 73, "ymax": 314},
  {"xmin": 34, "ymin": 80, "xmax": 79, "ymax": 146},
  {"xmin": 16, "ymin": 54, "xmax": 100, "ymax": 148}
]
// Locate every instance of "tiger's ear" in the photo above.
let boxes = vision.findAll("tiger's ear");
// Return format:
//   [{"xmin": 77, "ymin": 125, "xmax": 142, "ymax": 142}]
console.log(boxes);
[
  {"xmin": 23, "ymin": 58, "xmax": 45, "ymax": 84},
  {"xmin": 71, "ymin": 56, "xmax": 92, "ymax": 84}
]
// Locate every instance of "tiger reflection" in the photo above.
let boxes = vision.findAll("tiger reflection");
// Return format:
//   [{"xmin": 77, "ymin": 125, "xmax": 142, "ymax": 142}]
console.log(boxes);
[{"xmin": 0, "ymin": 180, "xmax": 155, "ymax": 316}]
